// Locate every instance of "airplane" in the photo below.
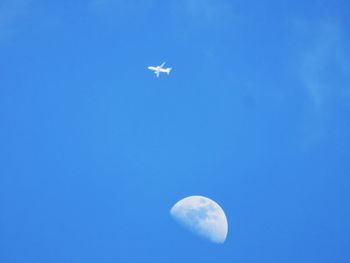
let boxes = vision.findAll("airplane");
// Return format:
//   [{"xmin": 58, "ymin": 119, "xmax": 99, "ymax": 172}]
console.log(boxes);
[{"xmin": 148, "ymin": 62, "xmax": 172, "ymax": 77}]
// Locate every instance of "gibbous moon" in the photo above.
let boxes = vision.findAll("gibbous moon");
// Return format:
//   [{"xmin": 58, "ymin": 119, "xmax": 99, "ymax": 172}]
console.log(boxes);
[{"xmin": 170, "ymin": 195, "xmax": 228, "ymax": 243}]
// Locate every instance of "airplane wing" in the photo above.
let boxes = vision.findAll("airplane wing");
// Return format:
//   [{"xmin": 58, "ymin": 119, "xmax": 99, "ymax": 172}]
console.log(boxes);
[
  {"xmin": 155, "ymin": 71, "xmax": 160, "ymax": 77},
  {"xmin": 160, "ymin": 62, "xmax": 166, "ymax": 68}
]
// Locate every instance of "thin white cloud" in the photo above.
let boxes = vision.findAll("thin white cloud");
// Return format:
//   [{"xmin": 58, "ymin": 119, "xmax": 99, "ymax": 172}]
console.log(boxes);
[
  {"xmin": 297, "ymin": 20, "xmax": 350, "ymax": 111},
  {"xmin": 88, "ymin": 0, "xmax": 154, "ymax": 24},
  {"xmin": 0, "ymin": 0, "xmax": 30, "ymax": 42},
  {"xmin": 291, "ymin": 19, "xmax": 350, "ymax": 145},
  {"xmin": 171, "ymin": 0, "xmax": 235, "ymax": 28}
]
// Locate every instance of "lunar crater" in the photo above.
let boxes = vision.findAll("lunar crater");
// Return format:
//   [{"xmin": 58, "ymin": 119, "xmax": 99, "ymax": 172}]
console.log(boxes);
[{"xmin": 170, "ymin": 195, "xmax": 228, "ymax": 243}]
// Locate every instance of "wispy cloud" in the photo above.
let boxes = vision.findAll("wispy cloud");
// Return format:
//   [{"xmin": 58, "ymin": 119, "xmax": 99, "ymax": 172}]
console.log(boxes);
[
  {"xmin": 88, "ymin": 0, "xmax": 154, "ymax": 24},
  {"xmin": 296, "ymin": 20, "xmax": 350, "ymax": 111},
  {"xmin": 171, "ymin": 0, "xmax": 235, "ymax": 28},
  {"xmin": 0, "ymin": 0, "xmax": 30, "ymax": 42},
  {"xmin": 291, "ymin": 19, "xmax": 350, "ymax": 145}
]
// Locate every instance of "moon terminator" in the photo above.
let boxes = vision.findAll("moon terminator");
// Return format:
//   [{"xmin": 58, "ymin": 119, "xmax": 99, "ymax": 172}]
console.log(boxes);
[{"xmin": 170, "ymin": 195, "xmax": 228, "ymax": 243}]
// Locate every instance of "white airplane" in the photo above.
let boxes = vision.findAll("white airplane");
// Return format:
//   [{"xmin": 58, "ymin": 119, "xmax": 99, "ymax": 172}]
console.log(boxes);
[{"xmin": 148, "ymin": 62, "xmax": 172, "ymax": 77}]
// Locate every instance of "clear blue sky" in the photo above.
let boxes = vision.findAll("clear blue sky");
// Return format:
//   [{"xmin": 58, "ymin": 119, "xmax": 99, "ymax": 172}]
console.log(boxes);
[{"xmin": 1, "ymin": 0, "xmax": 350, "ymax": 262}]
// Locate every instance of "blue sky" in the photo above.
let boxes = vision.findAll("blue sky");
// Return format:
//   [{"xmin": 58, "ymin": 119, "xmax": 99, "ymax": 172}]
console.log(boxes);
[{"xmin": 1, "ymin": 0, "xmax": 350, "ymax": 262}]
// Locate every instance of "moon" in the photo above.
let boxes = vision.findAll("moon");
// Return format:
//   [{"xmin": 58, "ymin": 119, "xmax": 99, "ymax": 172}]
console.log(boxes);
[{"xmin": 170, "ymin": 195, "xmax": 228, "ymax": 243}]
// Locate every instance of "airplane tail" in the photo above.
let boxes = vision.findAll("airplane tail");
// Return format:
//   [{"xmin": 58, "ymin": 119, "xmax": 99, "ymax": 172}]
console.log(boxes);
[{"xmin": 167, "ymin": 68, "xmax": 172, "ymax": 75}]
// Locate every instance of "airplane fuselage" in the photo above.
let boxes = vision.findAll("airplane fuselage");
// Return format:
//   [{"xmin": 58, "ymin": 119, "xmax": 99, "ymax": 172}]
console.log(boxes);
[{"xmin": 148, "ymin": 63, "xmax": 172, "ymax": 77}]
